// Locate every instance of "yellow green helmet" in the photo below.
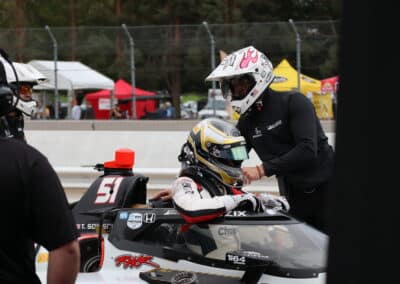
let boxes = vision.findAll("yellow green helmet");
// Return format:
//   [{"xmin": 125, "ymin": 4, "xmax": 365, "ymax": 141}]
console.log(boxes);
[{"xmin": 187, "ymin": 118, "xmax": 248, "ymax": 186}]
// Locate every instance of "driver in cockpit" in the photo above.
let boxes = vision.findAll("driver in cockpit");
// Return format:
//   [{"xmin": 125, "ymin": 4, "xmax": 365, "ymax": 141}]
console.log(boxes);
[{"xmin": 167, "ymin": 117, "xmax": 290, "ymax": 223}]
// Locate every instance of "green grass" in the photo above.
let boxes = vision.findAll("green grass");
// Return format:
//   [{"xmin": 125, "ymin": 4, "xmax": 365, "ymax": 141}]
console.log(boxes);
[{"xmin": 180, "ymin": 93, "xmax": 207, "ymax": 103}]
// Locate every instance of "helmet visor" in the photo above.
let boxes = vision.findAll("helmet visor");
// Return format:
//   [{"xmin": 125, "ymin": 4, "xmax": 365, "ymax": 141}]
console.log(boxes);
[
  {"xmin": 220, "ymin": 74, "xmax": 256, "ymax": 101},
  {"xmin": 208, "ymin": 144, "xmax": 248, "ymax": 161}
]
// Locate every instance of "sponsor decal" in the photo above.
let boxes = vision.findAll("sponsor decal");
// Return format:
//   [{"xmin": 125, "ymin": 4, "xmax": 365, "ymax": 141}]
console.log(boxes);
[
  {"xmin": 127, "ymin": 212, "xmax": 143, "ymax": 230},
  {"xmin": 226, "ymin": 251, "xmax": 270, "ymax": 266},
  {"xmin": 181, "ymin": 181, "xmax": 195, "ymax": 194},
  {"xmin": 114, "ymin": 254, "xmax": 160, "ymax": 269},
  {"xmin": 222, "ymin": 54, "xmax": 237, "ymax": 70},
  {"xmin": 143, "ymin": 213, "xmax": 156, "ymax": 223},
  {"xmin": 119, "ymin": 211, "xmax": 128, "ymax": 220},
  {"xmin": 226, "ymin": 253, "xmax": 246, "ymax": 265},
  {"xmin": 164, "ymin": 209, "xmax": 177, "ymax": 215},
  {"xmin": 218, "ymin": 226, "xmax": 237, "ymax": 239},
  {"xmin": 226, "ymin": 211, "xmax": 247, "ymax": 217},
  {"xmin": 76, "ymin": 223, "xmax": 112, "ymax": 232},
  {"xmin": 267, "ymin": 120, "xmax": 282, "ymax": 131},
  {"xmin": 242, "ymin": 250, "xmax": 270, "ymax": 260},
  {"xmin": 252, "ymin": 127, "xmax": 262, "ymax": 138}
]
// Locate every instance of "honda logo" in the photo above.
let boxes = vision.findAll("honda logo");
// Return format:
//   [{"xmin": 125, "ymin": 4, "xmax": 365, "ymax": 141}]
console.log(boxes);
[{"xmin": 143, "ymin": 213, "xmax": 156, "ymax": 223}]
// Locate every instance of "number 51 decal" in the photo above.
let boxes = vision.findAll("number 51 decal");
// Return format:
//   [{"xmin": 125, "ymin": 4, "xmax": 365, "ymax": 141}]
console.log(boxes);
[{"xmin": 94, "ymin": 177, "xmax": 123, "ymax": 204}]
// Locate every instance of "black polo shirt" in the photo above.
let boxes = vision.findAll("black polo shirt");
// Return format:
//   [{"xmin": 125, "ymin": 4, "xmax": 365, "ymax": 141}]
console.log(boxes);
[{"xmin": 0, "ymin": 137, "xmax": 79, "ymax": 284}]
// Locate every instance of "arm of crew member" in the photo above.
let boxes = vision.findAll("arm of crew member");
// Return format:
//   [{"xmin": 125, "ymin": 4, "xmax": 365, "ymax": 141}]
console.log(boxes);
[{"xmin": 47, "ymin": 240, "xmax": 80, "ymax": 284}]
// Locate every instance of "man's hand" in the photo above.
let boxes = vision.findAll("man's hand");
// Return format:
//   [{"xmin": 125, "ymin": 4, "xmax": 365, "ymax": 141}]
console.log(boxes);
[
  {"xmin": 149, "ymin": 189, "xmax": 173, "ymax": 201},
  {"xmin": 242, "ymin": 164, "xmax": 265, "ymax": 184},
  {"xmin": 258, "ymin": 193, "xmax": 290, "ymax": 212}
]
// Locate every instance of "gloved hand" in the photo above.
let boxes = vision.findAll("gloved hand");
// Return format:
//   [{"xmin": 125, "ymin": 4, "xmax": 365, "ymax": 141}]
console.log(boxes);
[
  {"xmin": 231, "ymin": 193, "xmax": 265, "ymax": 213},
  {"xmin": 258, "ymin": 193, "xmax": 290, "ymax": 212}
]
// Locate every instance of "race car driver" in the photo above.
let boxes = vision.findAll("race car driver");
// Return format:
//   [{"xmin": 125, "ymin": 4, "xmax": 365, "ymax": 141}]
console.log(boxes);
[{"xmin": 169, "ymin": 117, "xmax": 289, "ymax": 223}]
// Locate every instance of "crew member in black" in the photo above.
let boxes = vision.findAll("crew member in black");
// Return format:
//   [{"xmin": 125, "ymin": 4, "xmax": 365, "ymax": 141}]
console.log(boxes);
[
  {"xmin": 205, "ymin": 46, "xmax": 335, "ymax": 234},
  {"xmin": 0, "ymin": 50, "xmax": 80, "ymax": 284}
]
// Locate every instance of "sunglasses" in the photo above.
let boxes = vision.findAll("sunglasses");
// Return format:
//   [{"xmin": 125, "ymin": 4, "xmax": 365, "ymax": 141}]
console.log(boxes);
[{"xmin": 20, "ymin": 85, "xmax": 32, "ymax": 95}]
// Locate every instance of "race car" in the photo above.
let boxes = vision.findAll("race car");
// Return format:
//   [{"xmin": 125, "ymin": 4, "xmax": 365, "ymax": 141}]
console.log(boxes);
[{"xmin": 35, "ymin": 148, "xmax": 329, "ymax": 284}]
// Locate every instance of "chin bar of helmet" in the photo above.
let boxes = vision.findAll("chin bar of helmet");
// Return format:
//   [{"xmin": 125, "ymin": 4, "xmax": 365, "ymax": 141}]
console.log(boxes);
[{"xmin": 13, "ymin": 95, "xmax": 38, "ymax": 116}]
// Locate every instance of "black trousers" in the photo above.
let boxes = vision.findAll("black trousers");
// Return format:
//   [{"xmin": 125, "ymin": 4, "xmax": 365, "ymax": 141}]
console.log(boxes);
[{"xmin": 285, "ymin": 180, "xmax": 333, "ymax": 235}]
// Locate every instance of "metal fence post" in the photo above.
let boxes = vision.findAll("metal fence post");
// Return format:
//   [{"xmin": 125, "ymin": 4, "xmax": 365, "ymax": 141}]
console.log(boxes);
[
  {"xmin": 202, "ymin": 21, "xmax": 217, "ymax": 116},
  {"xmin": 288, "ymin": 19, "xmax": 301, "ymax": 93},
  {"xmin": 45, "ymin": 25, "xmax": 59, "ymax": 119},
  {"xmin": 122, "ymin": 24, "xmax": 136, "ymax": 120}
]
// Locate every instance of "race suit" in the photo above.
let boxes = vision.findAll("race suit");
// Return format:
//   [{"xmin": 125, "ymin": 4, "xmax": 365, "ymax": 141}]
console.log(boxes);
[{"xmin": 171, "ymin": 167, "xmax": 255, "ymax": 223}]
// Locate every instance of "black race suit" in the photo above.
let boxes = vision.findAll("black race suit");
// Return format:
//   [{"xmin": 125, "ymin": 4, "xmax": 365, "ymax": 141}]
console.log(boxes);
[
  {"xmin": 0, "ymin": 137, "xmax": 79, "ymax": 284},
  {"xmin": 237, "ymin": 88, "xmax": 335, "ymax": 234}
]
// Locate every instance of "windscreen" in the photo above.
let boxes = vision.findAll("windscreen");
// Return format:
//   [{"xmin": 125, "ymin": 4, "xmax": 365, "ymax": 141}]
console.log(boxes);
[{"xmin": 181, "ymin": 222, "xmax": 328, "ymax": 271}]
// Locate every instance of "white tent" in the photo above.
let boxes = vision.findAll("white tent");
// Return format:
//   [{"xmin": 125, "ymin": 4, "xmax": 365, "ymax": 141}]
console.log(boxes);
[
  {"xmin": 28, "ymin": 60, "xmax": 114, "ymax": 91},
  {"xmin": 0, "ymin": 57, "xmax": 47, "ymax": 84},
  {"xmin": 28, "ymin": 60, "xmax": 115, "ymax": 119}
]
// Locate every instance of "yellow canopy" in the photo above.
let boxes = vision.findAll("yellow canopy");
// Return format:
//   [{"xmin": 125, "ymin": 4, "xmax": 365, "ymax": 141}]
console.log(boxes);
[{"xmin": 270, "ymin": 59, "xmax": 321, "ymax": 95}]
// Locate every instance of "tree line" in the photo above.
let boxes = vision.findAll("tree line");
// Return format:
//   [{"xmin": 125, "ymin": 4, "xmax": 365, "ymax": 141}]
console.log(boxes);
[{"xmin": 0, "ymin": 0, "xmax": 340, "ymax": 117}]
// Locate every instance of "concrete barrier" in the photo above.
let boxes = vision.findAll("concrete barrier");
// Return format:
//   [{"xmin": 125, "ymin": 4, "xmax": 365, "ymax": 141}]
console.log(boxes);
[{"xmin": 25, "ymin": 120, "xmax": 335, "ymax": 202}]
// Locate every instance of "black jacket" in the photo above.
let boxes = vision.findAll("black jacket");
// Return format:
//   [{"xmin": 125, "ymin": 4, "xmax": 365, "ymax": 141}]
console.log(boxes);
[{"xmin": 237, "ymin": 88, "xmax": 334, "ymax": 189}]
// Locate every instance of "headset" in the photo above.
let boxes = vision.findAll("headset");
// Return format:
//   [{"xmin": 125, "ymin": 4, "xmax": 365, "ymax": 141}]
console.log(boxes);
[{"xmin": 0, "ymin": 48, "xmax": 38, "ymax": 116}]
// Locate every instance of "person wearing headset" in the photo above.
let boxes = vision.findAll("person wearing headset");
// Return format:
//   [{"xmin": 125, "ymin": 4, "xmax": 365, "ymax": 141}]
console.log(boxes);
[
  {"xmin": 0, "ymin": 54, "xmax": 39, "ymax": 142},
  {"xmin": 0, "ymin": 49, "xmax": 80, "ymax": 284}
]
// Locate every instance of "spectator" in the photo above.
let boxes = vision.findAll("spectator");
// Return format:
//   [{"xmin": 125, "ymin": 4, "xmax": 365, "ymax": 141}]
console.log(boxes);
[
  {"xmin": 71, "ymin": 96, "xmax": 82, "ymax": 120},
  {"xmin": 0, "ymin": 50, "xmax": 80, "ymax": 284},
  {"xmin": 111, "ymin": 104, "xmax": 128, "ymax": 119},
  {"xmin": 83, "ymin": 100, "xmax": 95, "ymax": 119},
  {"xmin": 205, "ymin": 46, "xmax": 335, "ymax": 234},
  {"xmin": 165, "ymin": 101, "xmax": 176, "ymax": 118},
  {"xmin": 157, "ymin": 102, "xmax": 167, "ymax": 119}
]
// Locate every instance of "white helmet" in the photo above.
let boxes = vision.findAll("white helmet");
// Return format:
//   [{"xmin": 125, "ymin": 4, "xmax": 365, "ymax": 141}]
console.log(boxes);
[
  {"xmin": 205, "ymin": 46, "xmax": 275, "ymax": 115},
  {"xmin": 0, "ymin": 55, "xmax": 38, "ymax": 116}
]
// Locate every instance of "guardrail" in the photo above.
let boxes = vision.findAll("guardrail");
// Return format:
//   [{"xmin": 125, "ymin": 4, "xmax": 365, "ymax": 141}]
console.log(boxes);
[{"xmin": 57, "ymin": 166, "xmax": 279, "ymax": 201}]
